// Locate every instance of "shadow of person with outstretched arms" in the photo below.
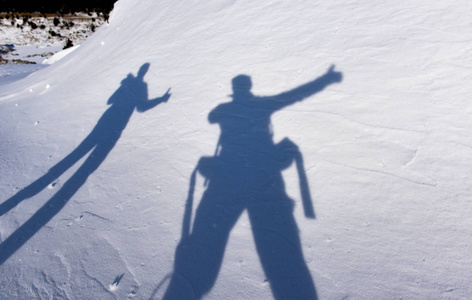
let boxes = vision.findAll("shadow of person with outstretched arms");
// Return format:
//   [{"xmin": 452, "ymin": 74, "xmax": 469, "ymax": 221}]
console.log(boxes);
[
  {"xmin": 0, "ymin": 63, "xmax": 171, "ymax": 266},
  {"xmin": 163, "ymin": 65, "xmax": 342, "ymax": 300}
]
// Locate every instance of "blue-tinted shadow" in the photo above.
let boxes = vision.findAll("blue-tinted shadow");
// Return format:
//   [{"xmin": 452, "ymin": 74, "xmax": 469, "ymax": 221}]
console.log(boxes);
[
  {"xmin": 163, "ymin": 66, "xmax": 342, "ymax": 299},
  {"xmin": 0, "ymin": 63, "xmax": 170, "ymax": 266}
]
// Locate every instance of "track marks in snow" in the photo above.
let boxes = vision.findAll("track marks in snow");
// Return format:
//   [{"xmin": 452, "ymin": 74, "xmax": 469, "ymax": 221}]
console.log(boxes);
[
  {"xmin": 39, "ymin": 270, "xmax": 72, "ymax": 300},
  {"xmin": 78, "ymin": 211, "xmax": 112, "ymax": 222},
  {"xmin": 291, "ymin": 108, "xmax": 425, "ymax": 134},
  {"xmin": 58, "ymin": 211, "xmax": 112, "ymax": 229},
  {"xmin": 327, "ymin": 160, "xmax": 438, "ymax": 187},
  {"xmin": 80, "ymin": 265, "xmax": 115, "ymax": 298}
]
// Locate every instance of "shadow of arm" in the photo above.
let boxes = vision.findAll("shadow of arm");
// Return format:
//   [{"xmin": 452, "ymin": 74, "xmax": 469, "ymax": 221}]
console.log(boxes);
[
  {"xmin": 269, "ymin": 65, "xmax": 342, "ymax": 110},
  {"xmin": 136, "ymin": 88, "xmax": 171, "ymax": 112}
]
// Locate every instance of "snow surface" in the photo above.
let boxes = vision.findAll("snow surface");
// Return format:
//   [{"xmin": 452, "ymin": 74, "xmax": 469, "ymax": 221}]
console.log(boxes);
[
  {"xmin": 0, "ymin": 64, "xmax": 48, "ymax": 86},
  {"xmin": 42, "ymin": 45, "xmax": 80, "ymax": 65},
  {"xmin": 0, "ymin": 46, "xmax": 79, "ymax": 86},
  {"xmin": 1, "ymin": 0, "xmax": 472, "ymax": 299}
]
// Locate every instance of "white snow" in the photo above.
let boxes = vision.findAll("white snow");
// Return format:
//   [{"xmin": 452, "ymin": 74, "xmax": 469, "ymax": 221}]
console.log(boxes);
[
  {"xmin": 1, "ymin": 0, "xmax": 472, "ymax": 299},
  {"xmin": 0, "ymin": 63, "xmax": 48, "ymax": 86},
  {"xmin": 42, "ymin": 45, "xmax": 80, "ymax": 65}
]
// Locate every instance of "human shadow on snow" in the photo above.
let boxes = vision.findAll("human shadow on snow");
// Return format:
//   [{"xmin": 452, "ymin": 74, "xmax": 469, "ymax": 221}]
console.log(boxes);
[
  {"xmin": 0, "ymin": 63, "xmax": 170, "ymax": 266},
  {"xmin": 163, "ymin": 65, "xmax": 342, "ymax": 300}
]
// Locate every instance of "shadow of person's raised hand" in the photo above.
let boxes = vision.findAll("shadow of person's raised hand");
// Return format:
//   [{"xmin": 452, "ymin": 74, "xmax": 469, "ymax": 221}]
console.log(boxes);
[
  {"xmin": 162, "ymin": 88, "xmax": 171, "ymax": 102},
  {"xmin": 324, "ymin": 64, "xmax": 343, "ymax": 83}
]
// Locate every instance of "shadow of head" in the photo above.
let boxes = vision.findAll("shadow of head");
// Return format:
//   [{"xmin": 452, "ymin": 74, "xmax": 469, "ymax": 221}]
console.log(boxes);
[
  {"xmin": 231, "ymin": 74, "xmax": 253, "ymax": 101},
  {"xmin": 137, "ymin": 62, "xmax": 151, "ymax": 79}
]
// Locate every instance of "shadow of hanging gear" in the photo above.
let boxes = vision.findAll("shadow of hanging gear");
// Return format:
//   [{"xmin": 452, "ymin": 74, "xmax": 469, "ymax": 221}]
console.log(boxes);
[
  {"xmin": 163, "ymin": 65, "xmax": 342, "ymax": 300},
  {"xmin": 0, "ymin": 63, "xmax": 171, "ymax": 266}
]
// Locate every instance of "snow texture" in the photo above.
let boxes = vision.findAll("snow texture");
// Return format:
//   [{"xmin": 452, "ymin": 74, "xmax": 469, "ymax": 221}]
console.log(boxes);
[{"xmin": 1, "ymin": 0, "xmax": 472, "ymax": 299}]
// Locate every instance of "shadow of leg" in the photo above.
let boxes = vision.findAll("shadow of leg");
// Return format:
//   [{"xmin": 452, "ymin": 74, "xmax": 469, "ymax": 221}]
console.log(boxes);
[
  {"xmin": 0, "ymin": 141, "xmax": 113, "ymax": 266},
  {"xmin": 164, "ymin": 199, "xmax": 243, "ymax": 300},
  {"xmin": 0, "ymin": 136, "xmax": 95, "ymax": 217},
  {"xmin": 249, "ymin": 201, "xmax": 318, "ymax": 300}
]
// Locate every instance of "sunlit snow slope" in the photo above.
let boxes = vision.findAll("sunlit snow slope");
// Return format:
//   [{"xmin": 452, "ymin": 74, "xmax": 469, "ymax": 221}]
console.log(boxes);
[{"xmin": 1, "ymin": 0, "xmax": 472, "ymax": 299}]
